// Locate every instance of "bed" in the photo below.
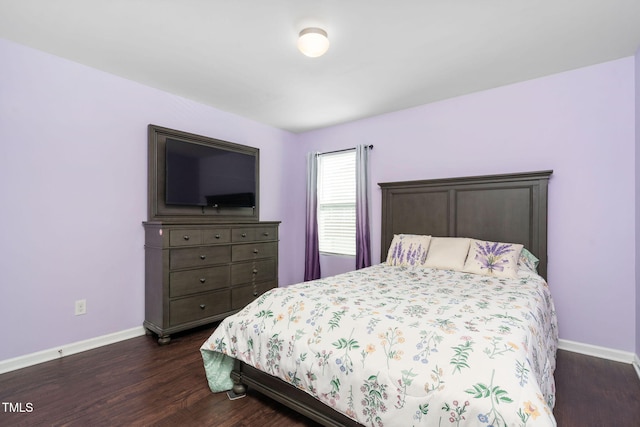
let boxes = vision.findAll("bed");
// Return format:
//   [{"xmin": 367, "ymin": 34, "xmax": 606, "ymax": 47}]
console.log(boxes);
[{"xmin": 201, "ymin": 170, "xmax": 557, "ymax": 426}]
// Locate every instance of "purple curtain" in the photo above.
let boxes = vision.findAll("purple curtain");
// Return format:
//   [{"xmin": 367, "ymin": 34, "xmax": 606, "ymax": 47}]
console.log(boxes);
[
  {"xmin": 355, "ymin": 145, "xmax": 372, "ymax": 269},
  {"xmin": 304, "ymin": 152, "xmax": 321, "ymax": 281}
]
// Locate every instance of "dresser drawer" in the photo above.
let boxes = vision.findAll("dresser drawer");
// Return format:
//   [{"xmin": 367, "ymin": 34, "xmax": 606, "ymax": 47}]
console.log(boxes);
[
  {"xmin": 231, "ymin": 259, "xmax": 277, "ymax": 285},
  {"xmin": 254, "ymin": 226, "xmax": 277, "ymax": 241},
  {"xmin": 232, "ymin": 226, "xmax": 278, "ymax": 242},
  {"xmin": 169, "ymin": 229, "xmax": 203, "ymax": 246},
  {"xmin": 232, "ymin": 242, "xmax": 277, "ymax": 262},
  {"xmin": 170, "ymin": 265, "xmax": 230, "ymax": 297},
  {"xmin": 170, "ymin": 246, "xmax": 231, "ymax": 270},
  {"xmin": 231, "ymin": 281, "xmax": 277, "ymax": 310},
  {"xmin": 231, "ymin": 228, "xmax": 255, "ymax": 242},
  {"xmin": 203, "ymin": 228, "xmax": 231, "ymax": 244},
  {"xmin": 169, "ymin": 290, "xmax": 231, "ymax": 326}
]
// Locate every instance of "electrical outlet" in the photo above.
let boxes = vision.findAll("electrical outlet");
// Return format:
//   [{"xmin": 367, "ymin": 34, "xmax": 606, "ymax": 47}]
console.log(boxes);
[{"xmin": 75, "ymin": 299, "xmax": 87, "ymax": 316}]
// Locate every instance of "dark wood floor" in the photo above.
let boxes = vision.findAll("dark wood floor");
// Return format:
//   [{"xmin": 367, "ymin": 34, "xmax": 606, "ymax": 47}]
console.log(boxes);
[{"xmin": 1, "ymin": 325, "xmax": 639, "ymax": 426}]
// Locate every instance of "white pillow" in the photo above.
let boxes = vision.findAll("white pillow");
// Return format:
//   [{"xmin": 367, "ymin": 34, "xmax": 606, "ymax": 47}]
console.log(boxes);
[
  {"xmin": 423, "ymin": 237, "xmax": 471, "ymax": 271},
  {"xmin": 463, "ymin": 239, "xmax": 523, "ymax": 278},
  {"xmin": 386, "ymin": 234, "xmax": 431, "ymax": 266}
]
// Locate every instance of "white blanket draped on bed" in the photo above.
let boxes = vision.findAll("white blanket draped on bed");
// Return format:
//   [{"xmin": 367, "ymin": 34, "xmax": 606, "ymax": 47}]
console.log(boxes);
[{"xmin": 201, "ymin": 264, "xmax": 558, "ymax": 426}]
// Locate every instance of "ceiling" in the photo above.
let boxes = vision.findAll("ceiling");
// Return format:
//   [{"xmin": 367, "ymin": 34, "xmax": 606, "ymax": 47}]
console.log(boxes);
[{"xmin": 1, "ymin": 1, "xmax": 639, "ymax": 133}]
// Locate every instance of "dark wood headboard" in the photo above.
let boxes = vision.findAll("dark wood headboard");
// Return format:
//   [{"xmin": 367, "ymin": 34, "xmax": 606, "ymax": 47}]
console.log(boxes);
[{"xmin": 379, "ymin": 170, "xmax": 552, "ymax": 279}]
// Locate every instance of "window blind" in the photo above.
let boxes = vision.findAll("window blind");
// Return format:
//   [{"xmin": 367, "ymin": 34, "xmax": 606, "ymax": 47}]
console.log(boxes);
[{"xmin": 317, "ymin": 150, "xmax": 356, "ymax": 256}]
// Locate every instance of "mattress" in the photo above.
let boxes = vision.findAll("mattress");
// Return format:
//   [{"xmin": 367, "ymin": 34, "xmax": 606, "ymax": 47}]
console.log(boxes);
[{"xmin": 201, "ymin": 263, "xmax": 558, "ymax": 426}]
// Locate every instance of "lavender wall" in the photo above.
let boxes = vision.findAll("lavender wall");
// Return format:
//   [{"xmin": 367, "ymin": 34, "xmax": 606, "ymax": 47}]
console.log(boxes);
[
  {"xmin": 298, "ymin": 58, "xmax": 637, "ymax": 353},
  {"xmin": 0, "ymin": 38, "xmax": 299, "ymax": 361},
  {"xmin": 1, "ymin": 36, "xmax": 636, "ymax": 362}
]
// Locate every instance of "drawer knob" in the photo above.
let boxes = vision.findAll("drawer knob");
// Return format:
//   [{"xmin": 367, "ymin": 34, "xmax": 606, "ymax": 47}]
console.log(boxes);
[
  {"xmin": 200, "ymin": 255, "xmax": 206, "ymax": 260},
  {"xmin": 241, "ymin": 233, "xmax": 247, "ymax": 238},
  {"xmin": 199, "ymin": 278, "xmax": 206, "ymax": 283},
  {"xmin": 253, "ymin": 249, "xmax": 259, "ymax": 254},
  {"xmin": 252, "ymin": 269, "xmax": 258, "ymax": 274},
  {"xmin": 199, "ymin": 304, "xmax": 206, "ymax": 310},
  {"xmin": 263, "ymin": 232, "xmax": 269, "ymax": 236},
  {"xmin": 183, "ymin": 235, "xmax": 190, "ymax": 241},
  {"xmin": 253, "ymin": 291, "xmax": 258, "ymax": 297},
  {"xmin": 215, "ymin": 234, "xmax": 221, "ymax": 239}
]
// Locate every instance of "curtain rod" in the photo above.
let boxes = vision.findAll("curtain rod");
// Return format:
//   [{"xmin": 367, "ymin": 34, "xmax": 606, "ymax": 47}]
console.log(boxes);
[{"xmin": 320, "ymin": 144, "xmax": 374, "ymax": 155}]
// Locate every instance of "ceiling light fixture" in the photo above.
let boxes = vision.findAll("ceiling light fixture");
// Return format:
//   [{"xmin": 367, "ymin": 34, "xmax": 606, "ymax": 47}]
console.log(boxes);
[{"xmin": 297, "ymin": 27, "xmax": 330, "ymax": 58}]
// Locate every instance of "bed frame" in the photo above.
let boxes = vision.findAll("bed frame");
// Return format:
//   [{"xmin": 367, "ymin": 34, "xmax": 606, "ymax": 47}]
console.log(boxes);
[{"xmin": 230, "ymin": 170, "xmax": 552, "ymax": 426}]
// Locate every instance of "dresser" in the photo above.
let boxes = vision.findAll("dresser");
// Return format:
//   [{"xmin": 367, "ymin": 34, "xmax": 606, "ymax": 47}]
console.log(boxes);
[{"xmin": 143, "ymin": 221, "xmax": 279, "ymax": 344}]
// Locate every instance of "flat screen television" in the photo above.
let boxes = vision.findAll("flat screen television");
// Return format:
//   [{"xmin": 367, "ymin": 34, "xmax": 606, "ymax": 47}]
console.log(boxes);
[
  {"xmin": 147, "ymin": 124, "xmax": 260, "ymax": 222},
  {"xmin": 165, "ymin": 138, "xmax": 256, "ymax": 208}
]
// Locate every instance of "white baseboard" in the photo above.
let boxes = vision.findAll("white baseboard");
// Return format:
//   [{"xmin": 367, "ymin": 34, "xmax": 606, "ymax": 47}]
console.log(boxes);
[
  {"xmin": 558, "ymin": 338, "xmax": 636, "ymax": 363},
  {"xmin": 0, "ymin": 326, "xmax": 146, "ymax": 375}
]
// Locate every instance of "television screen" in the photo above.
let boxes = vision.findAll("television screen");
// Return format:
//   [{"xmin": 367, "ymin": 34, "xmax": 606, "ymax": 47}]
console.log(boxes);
[{"xmin": 165, "ymin": 138, "xmax": 256, "ymax": 207}]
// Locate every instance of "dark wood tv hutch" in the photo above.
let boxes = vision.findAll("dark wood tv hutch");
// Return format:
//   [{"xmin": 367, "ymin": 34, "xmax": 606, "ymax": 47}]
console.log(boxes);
[{"xmin": 143, "ymin": 125, "xmax": 279, "ymax": 344}]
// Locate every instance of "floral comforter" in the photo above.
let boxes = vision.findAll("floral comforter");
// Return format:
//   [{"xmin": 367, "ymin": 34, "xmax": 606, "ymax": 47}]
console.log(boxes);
[{"xmin": 201, "ymin": 264, "xmax": 558, "ymax": 426}]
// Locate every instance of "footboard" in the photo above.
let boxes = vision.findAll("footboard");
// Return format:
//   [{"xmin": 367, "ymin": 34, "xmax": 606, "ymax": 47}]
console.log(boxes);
[{"xmin": 231, "ymin": 360, "xmax": 362, "ymax": 427}]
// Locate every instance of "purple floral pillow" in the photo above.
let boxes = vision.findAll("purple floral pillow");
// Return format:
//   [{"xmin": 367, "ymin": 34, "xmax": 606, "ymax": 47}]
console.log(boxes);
[
  {"xmin": 386, "ymin": 234, "xmax": 432, "ymax": 267},
  {"xmin": 462, "ymin": 239, "xmax": 523, "ymax": 278}
]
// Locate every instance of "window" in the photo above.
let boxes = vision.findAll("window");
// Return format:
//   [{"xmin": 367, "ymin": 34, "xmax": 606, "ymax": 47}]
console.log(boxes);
[{"xmin": 317, "ymin": 150, "xmax": 356, "ymax": 256}]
